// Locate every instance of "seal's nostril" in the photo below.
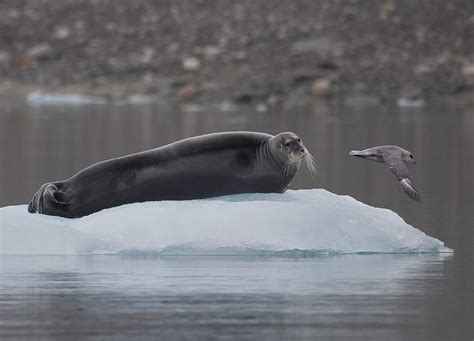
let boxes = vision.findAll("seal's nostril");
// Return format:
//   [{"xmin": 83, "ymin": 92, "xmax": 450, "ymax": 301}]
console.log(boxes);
[{"xmin": 299, "ymin": 148, "xmax": 304, "ymax": 153}]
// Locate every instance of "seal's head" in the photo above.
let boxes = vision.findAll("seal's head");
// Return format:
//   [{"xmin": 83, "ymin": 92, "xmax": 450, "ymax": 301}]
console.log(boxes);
[{"xmin": 269, "ymin": 132, "xmax": 318, "ymax": 175}]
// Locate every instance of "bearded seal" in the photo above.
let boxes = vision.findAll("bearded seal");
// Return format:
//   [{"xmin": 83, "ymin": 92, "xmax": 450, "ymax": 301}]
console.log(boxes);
[
  {"xmin": 349, "ymin": 145, "xmax": 421, "ymax": 202},
  {"xmin": 28, "ymin": 131, "xmax": 317, "ymax": 218}
]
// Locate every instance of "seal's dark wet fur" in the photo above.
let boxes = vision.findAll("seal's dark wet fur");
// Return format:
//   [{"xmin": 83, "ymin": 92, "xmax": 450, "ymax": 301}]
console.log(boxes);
[{"xmin": 28, "ymin": 131, "xmax": 307, "ymax": 218}]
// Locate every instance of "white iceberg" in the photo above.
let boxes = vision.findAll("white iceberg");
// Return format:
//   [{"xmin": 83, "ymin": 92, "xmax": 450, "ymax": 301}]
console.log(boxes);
[{"xmin": 0, "ymin": 189, "xmax": 452, "ymax": 255}]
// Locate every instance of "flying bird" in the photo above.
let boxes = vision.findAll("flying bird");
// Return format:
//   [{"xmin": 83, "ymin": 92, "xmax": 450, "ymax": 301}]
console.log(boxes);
[{"xmin": 349, "ymin": 145, "xmax": 421, "ymax": 202}]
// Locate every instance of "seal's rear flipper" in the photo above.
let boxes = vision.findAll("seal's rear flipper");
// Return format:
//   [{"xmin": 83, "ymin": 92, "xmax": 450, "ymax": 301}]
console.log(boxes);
[
  {"xmin": 28, "ymin": 182, "xmax": 70, "ymax": 214},
  {"xmin": 27, "ymin": 201, "xmax": 35, "ymax": 213},
  {"xmin": 28, "ymin": 183, "xmax": 48, "ymax": 214},
  {"xmin": 43, "ymin": 184, "xmax": 70, "ymax": 212}
]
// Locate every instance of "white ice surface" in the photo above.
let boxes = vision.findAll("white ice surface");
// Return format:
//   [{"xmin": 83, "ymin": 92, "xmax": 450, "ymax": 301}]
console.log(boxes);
[{"xmin": 0, "ymin": 189, "xmax": 452, "ymax": 255}]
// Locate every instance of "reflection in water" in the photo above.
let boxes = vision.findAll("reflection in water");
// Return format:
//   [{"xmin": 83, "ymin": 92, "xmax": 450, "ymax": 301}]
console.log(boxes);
[
  {"xmin": 0, "ymin": 255, "xmax": 453, "ymax": 340},
  {"xmin": 0, "ymin": 100, "xmax": 473, "ymax": 339}
]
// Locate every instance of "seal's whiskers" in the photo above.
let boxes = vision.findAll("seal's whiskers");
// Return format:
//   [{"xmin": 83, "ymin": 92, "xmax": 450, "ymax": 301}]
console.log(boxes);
[
  {"xmin": 281, "ymin": 149, "xmax": 318, "ymax": 177},
  {"xmin": 304, "ymin": 148, "xmax": 319, "ymax": 175},
  {"xmin": 282, "ymin": 160, "xmax": 291, "ymax": 176},
  {"xmin": 282, "ymin": 159, "xmax": 298, "ymax": 177}
]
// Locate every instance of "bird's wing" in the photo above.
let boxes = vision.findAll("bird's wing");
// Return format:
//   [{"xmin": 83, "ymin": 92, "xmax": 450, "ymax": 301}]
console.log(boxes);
[{"xmin": 382, "ymin": 151, "xmax": 422, "ymax": 202}]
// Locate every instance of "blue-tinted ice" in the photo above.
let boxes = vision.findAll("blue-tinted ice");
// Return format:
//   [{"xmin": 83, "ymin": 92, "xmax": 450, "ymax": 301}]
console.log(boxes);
[{"xmin": 0, "ymin": 189, "xmax": 452, "ymax": 255}]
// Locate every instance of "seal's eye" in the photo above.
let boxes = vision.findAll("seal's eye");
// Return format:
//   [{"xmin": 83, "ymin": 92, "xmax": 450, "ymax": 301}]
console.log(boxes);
[
  {"xmin": 297, "ymin": 138, "xmax": 301, "ymax": 143},
  {"xmin": 410, "ymin": 155, "xmax": 413, "ymax": 158},
  {"xmin": 285, "ymin": 142, "xmax": 291, "ymax": 147}
]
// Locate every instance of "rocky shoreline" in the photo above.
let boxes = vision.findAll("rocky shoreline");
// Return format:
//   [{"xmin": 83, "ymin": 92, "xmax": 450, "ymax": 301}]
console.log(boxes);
[{"xmin": 1, "ymin": 1, "xmax": 473, "ymax": 107}]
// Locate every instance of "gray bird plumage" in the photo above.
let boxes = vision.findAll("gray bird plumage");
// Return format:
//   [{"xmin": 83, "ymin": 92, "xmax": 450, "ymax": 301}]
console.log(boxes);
[{"xmin": 349, "ymin": 145, "xmax": 421, "ymax": 202}]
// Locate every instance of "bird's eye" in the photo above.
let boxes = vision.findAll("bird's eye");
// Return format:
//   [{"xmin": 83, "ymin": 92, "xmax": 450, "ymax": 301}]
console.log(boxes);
[{"xmin": 285, "ymin": 142, "xmax": 291, "ymax": 147}]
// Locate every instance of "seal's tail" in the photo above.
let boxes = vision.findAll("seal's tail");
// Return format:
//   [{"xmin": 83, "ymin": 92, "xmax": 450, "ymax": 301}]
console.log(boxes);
[{"xmin": 28, "ymin": 183, "xmax": 70, "ymax": 215}]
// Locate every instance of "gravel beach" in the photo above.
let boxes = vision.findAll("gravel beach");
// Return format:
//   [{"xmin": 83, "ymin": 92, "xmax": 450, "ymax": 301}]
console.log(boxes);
[{"xmin": 0, "ymin": 0, "xmax": 473, "ymax": 105}]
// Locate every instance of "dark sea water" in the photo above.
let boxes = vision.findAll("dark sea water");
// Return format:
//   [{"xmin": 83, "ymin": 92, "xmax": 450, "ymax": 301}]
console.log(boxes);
[{"xmin": 0, "ymin": 98, "xmax": 473, "ymax": 340}]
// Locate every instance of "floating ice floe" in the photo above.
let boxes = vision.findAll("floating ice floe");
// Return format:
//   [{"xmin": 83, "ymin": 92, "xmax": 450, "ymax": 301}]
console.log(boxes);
[
  {"xmin": 124, "ymin": 94, "xmax": 158, "ymax": 104},
  {"xmin": 397, "ymin": 97, "xmax": 425, "ymax": 108},
  {"xmin": 26, "ymin": 90, "xmax": 107, "ymax": 106},
  {"xmin": 0, "ymin": 189, "xmax": 452, "ymax": 255}
]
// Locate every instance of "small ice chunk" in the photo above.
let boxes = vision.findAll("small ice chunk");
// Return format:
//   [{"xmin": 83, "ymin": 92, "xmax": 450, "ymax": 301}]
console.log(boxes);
[
  {"xmin": 397, "ymin": 97, "xmax": 425, "ymax": 108},
  {"xmin": 26, "ymin": 91, "xmax": 106, "ymax": 106}
]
